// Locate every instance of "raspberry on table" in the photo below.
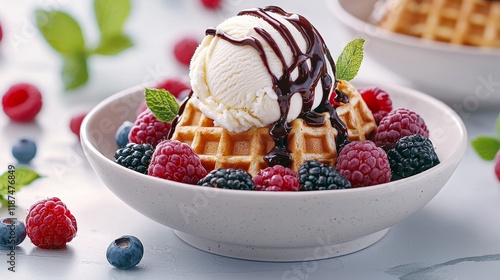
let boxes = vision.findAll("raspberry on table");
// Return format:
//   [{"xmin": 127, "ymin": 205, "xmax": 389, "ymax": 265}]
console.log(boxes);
[
  {"xmin": 155, "ymin": 78, "xmax": 191, "ymax": 99},
  {"xmin": 25, "ymin": 197, "xmax": 77, "ymax": 249},
  {"xmin": 200, "ymin": 0, "xmax": 222, "ymax": 9},
  {"xmin": 12, "ymin": 138, "xmax": 37, "ymax": 163},
  {"xmin": 374, "ymin": 108, "xmax": 429, "ymax": 150},
  {"xmin": 115, "ymin": 143, "xmax": 154, "ymax": 174},
  {"xmin": 253, "ymin": 165, "xmax": 300, "ymax": 191},
  {"xmin": 198, "ymin": 168, "xmax": 255, "ymax": 190},
  {"xmin": 336, "ymin": 140, "xmax": 391, "ymax": 188},
  {"xmin": 0, "ymin": 22, "xmax": 3, "ymax": 43},
  {"xmin": 148, "ymin": 140, "xmax": 207, "ymax": 184},
  {"xmin": 496, "ymin": 151, "xmax": 500, "ymax": 181},
  {"xmin": 359, "ymin": 87, "xmax": 392, "ymax": 124},
  {"xmin": 106, "ymin": 235, "xmax": 144, "ymax": 269},
  {"xmin": 2, "ymin": 83, "xmax": 43, "ymax": 122},
  {"xmin": 173, "ymin": 38, "xmax": 199, "ymax": 66},
  {"xmin": 0, "ymin": 218, "xmax": 26, "ymax": 247},
  {"xmin": 128, "ymin": 108, "xmax": 171, "ymax": 147},
  {"xmin": 298, "ymin": 161, "xmax": 351, "ymax": 191},
  {"xmin": 387, "ymin": 134, "xmax": 440, "ymax": 181},
  {"xmin": 70, "ymin": 111, "xmax": 88, "ymax": 139}
]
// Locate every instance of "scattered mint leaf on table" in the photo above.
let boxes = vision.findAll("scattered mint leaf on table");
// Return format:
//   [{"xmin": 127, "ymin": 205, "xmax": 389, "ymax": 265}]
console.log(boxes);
[
  {"xmin": 145, "ymin": 88, "xmax": 180, "ymax": 123},
  {"xmin": 62, "ymin": 53, "xmax": 89, "ymax": 90},
  {"xmin": 35, "ymin": 10, "xmax": 85, "ymax": 55},
  {"xmin": 336, "ymin": 38, "xmax": 365, "ymax": 81},
  {"xmin": 0, "ymin": 167, "xmax": 42, "ymax": 207},
  {"xmin": 471, "ymin": 113, "xmax": 500, "ymax": 161},
  {"xmin": 93, "ymin": 34, "xmax": 133, "ymax": 55},
  {"xmin": 94, "ymin": 0, "xmax": 131, "ymax": 38}
]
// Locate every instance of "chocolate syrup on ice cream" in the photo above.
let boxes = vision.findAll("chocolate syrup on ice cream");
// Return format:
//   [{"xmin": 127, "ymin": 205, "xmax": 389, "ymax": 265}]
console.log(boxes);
[{"xmin": 171, "ymin": 6, "xmax": 349, "ymax": 168}]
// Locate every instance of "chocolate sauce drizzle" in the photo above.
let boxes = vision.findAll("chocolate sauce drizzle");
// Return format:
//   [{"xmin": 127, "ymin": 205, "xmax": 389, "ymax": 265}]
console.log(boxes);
[{"xmin": 171, "ymin": 6, "xmax": 349, "ymax": 168}]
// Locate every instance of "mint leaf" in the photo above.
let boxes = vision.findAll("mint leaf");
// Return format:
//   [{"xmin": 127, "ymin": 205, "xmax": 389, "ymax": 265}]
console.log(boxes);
[
  {"xmin": 336, "ymin": 39, "xmax": 365, "ymax": 81},
  {"xmin": 145, "ymin": 88, "xmax": 179, "ymax": 123},
  {"xmin": 0, "ymin": 167, "xmax": 42, "ymax": 195},
  {"xmin": 35, "ymin": 10, "xmax": 85, "ymax": 55},
  {"xmin": 471, "ymin": 136, "xmax": 500, "ymax": 161},
  {"xmin": 93, "ymin": 34, "xmax": 133, "ymax": 55},
  {"xmin": 62, "ymin": 53, "xmax": 89, "ymax": 90},
  {"xmin": 94, "ymin": 0, "xmax": 131, "ymax": 38}
]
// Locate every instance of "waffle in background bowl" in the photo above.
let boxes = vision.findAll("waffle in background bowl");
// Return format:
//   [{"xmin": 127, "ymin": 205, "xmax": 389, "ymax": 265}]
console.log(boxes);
[
  {"xmin": 375, "ymin": 0, "xmax": 500, "ymax": 48},
  {"xmin": 170, "ymin": 80, "xmax": 377, "ymax": 176}
]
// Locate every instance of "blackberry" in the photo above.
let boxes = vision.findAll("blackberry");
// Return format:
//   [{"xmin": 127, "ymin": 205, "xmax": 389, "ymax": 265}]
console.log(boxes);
[
  {"xmin": 198, "ymin": 168, "xmax": 255, "ymax": 190},
  {"xmin": 114, "ymin": 143, "xmax": 154, "ymax": 174},
  {"xmin": 298, "ymin": 161, "xmax": 351, "ymax": 191},
  {"xmin": 387, "ymin": 134, "xmax": 440, "ymax": 181}
]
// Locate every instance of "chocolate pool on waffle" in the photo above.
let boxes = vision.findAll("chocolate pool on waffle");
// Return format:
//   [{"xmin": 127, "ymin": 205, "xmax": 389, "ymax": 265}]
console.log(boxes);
[
  {"xmin": 376, "ymin": 0, "xmax": 500, "ymax": 48},
  {"xmin": 170, "ymin": 80, "xmax": 376, "ymax": 176}
]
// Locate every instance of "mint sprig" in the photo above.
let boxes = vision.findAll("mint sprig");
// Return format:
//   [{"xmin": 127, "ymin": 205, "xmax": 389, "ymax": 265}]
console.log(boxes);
[
  {"xmin": 336, "ymin": 38, "xmax": 365, "ymax": 81},
  {"xmin": 145, "ymin": 88, "xmax": 180, "ymax": 123},
  {"xmin": 471, "ymin": 113, "xmax": 500, "ymax": 161},
  {"xmin": 35, "ymin": 0, "xmax": 133, "ymax": 91},
  {"xmin": 0, "ymin": 167, "xmax": 42, "ymax": 207}
]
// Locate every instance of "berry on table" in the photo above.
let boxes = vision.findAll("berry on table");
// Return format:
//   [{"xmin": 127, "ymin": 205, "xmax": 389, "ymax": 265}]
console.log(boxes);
[
  {"xmin": 2, "ymin": 83, "xmax": 43, "ymax": 122},
  {"xmin": 200, "ymin": 0, "xmax": 222, "ymax": 9},
  {"xmin": 155, "ymin": 78, "xmax": 191, "ymax": 99},
  {"xmin": 148, "ymin": 140, "xmax": 207, "ymax": 184},
  {"xmin": 0, "ymin": 22, "xmax": 3, "ymax": 43},
  {"xmin": 359, "ymin": 87, "xmax": 392, "ymax": 124},
  {"xmin": 198, "ymin": 168, "xmax": 255, "ymax": 190},
  {"xmin": 115, "ymin": 143, "xmax": 154, "ymax": 174},
  {"xmin": 336, "ymin": 140, "xmax": 391, "ymax": 187},
  {"xmin": 496, "ymin": 151, "xmax": 500, "ymax": 181},
  {"xmin": 0, "ymin": 218, "xmax": 26, "ymax": 247},
  {"xmin": 128, "ymin": 109, "xmax": 171, "ymax": 147},
  {"xmin": 374, "ymin": 108, "xmax": 429, "ymax": 150},
  {"xmin": 115, "ymin": 121, "xmax": 133, "ymax": 148},
  {"xmin": 106, "ymin": 235, "xmax": 144, "ymax": 269},
  {"xmin": 173, "ymin": 38, "xmax": 199, "ymax": 66},
  {"xmin": 70, "ymin": 111, "xmax": 88, "ymax": 139},
  {"xmin": 254, "ymin": 165, "xmax": 300, "ymax": 191},
  {"xmin": 12, "ymin": 138, "xmax": 37, "ymax": 163},
  {"xmin": 25, "ymin": 197, "xmax": 77, "ymax": 249},
  {"xmin": 387, "ymin": 134, "xmax": 440, "ymax": 181},
  {"xmin": 298, "ymin": 161, "xmax": 351, "ymax": 191}
]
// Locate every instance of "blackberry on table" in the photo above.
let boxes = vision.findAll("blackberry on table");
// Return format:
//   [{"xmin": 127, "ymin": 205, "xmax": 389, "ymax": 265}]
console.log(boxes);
[
  {"xmin": 198, "ymin": 168, "xmax": 255, "ymax": 190},
  {"xmin": 298, "ymin": 161, "xmax": 351, "ymax": 191},
  {"xmin": 387, "ymin": 134, "xmax": 440, "ymax": 181},
  {"xmin": 114, "ymin": 143, "xmax": 154, "ymax": 174}
]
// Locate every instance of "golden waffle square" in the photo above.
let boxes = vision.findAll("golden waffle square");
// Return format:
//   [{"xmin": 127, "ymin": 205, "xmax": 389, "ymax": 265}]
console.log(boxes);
[
  {"xmin": 376, "ymin": 0, "xmax": 500, "ymax": 48},
  {"xmin": 171, "ymin": 80, "xmax": 376, "ymax": 176}
]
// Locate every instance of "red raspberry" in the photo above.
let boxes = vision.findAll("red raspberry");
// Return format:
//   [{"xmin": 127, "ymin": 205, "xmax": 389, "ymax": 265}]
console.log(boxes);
[
  {"xmin": 173, "ymin": 38, "xmax": 198, "ymax": 66},
  {"xmin": 2, "ymin": 83, "xmax": 43, "ymax": 122},
  {"xmin": 0, "ymin": 22, "xmax": 3, "ymax": 43},
  {"xmin": 148, "ymin": 140, "xmax": 207, "ymax": 184},
  {"xmin": 375, "ymin": 108, "xmax": 429, "ymax": 150},
  {"xmin": 495, "ymin": 151, "xmax": 500, "ymax": 181},
  {"xmin": 254, "ymin": 165, "xmax": 300, "ymax": 191},
  {"xmin": 70, "ymin": 111, "xmax": 88, "ymax": 139},
  {"xmin": 200, "ymin": 0, "xmax": 222, "ymax": 9},
  {"xmin": 336, "ymin": 140, "xmax": 391, "ymax": 188},
  {"xmin": 359, "ymin": 87, "xmax": 392, "ymax": 124},
  {"xmin": 128, "ymin": 109, "xmax": 171, "ymax": 147},
  {"xmin": 25, "ymin": 197, "xmax": 77, "ymax": 249},
  {"xmin": 155, "ymin": 78, "xmax": 191, "ymax": 99}
]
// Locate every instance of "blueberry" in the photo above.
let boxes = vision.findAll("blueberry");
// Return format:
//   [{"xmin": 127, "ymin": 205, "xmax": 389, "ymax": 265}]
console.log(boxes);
[
  {"xmin": 0, "ymin": 218, "xmax": 27, "ymax": 247},
  {"xmin": 12, "ymin": 138, "xmax": 37, "ymax": 163},
  {"xmin": 106, "ymin": 235, "xmax": 144, "ymax": 269},
  {"xmin": 115, "ymin": 121, "xmax": 133, "ymax": 148}
]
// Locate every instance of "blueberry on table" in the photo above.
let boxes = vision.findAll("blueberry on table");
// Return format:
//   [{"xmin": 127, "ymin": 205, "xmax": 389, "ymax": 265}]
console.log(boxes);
[
  {"xmin": 106, "ymin": 235, "xmax": 144, "ymax": 269},
  {"xmin": 12, "ymin": 138, "xmax": 37, "ymax": 163},
  {"xmin": 0, "ymin": 218, "xmax": 27, "ymax": 247}
]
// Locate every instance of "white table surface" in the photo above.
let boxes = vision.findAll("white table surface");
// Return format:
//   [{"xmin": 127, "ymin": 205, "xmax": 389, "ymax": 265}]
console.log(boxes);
[{"xmin": 1, "ymin": 1, "xmax": 500, "ymax": 279}]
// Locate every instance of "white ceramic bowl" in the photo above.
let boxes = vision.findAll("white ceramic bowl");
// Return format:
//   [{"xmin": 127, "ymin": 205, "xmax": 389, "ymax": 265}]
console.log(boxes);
[
  {"xmin": 327, "ymin": 0, "xmax": 500, "ymax": 106},
  {"xmin": 81, "ymin": 81, "xmax": 467, "ymax": 261}
]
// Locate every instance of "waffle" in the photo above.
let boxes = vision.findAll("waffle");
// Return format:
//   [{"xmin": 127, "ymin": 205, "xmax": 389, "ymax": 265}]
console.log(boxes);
[
  {"xmin": 170, "ymin": 80, "xmax": 376, "ymax": 176},
  {"xmin": 375, "ymin": 0, "xmax": 500, "ymax": 48}
]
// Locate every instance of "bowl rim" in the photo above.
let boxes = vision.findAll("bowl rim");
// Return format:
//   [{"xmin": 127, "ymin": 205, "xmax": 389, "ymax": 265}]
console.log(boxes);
[
  {"xmin": 326, "ymin": 0, "xmax": 500, "ymax": 56},
  {"xmin": 81, "ymin": 80, "xmax": 467, "ymax": 198}
]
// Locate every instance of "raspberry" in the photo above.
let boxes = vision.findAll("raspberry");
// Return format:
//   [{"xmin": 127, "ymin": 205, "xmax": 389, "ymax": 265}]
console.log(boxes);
[
  {"xmin": 387, "ymin": 134, "xmax": 440, "ymax": 181},
  {"xmin": 115, "ymin": 143, "xmax": 154, "ymax": 174},
  {"xmin": 198, "ymin": 168, "xmax": 255, "ymax": 190},
  {"xmin": 359, "ymin": 87, "xmax": 392, "ymax": 124},
  {"xmin": 254, "ymin": 165, "xmax": 299, "ymax": 191},
  {"xmin": 128, "ymin": 108, "xmax": 171, "ymax": 147},
  {"xmin": 200, "ymin": 0, "xmax": 222, "ymax": 9},
  {"xmin": 70, "ymin": 111, "xmax": 88, "ymax": 139},
  {"xmin": 2, "ymin": 83, "xmax": 43, "ymax": 122},
  {"xmin": 298, "ymin": 161, "xmax": 351, "ymax": 191},
  {"xmin": 155, "ymin": 78, "xmax": 191, "ymax": 99},
  {"xmin": 374, "ymin": 108, "xmax": 429, "ymax": 150},
  {"xmin": 495, "ymin": 151, "xmax": 500, "ymax": 181},
  {"xmin": 173, "ymin": 38, "xmax": 198, "ymax": 66},
  {"xmin": 0, "ymin": 22, "xmax": 3, "ymax": 43},
  {"xmin": 25, "ymin": 197, "xmax": 77, "ymax": 249},
  {"xmin": 148, "ymin": 140, "xmax": 207, "ymax": 184},
  {"xmin": 336, "ymin": 140, "xmax": 391, "ymax": 188}
]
